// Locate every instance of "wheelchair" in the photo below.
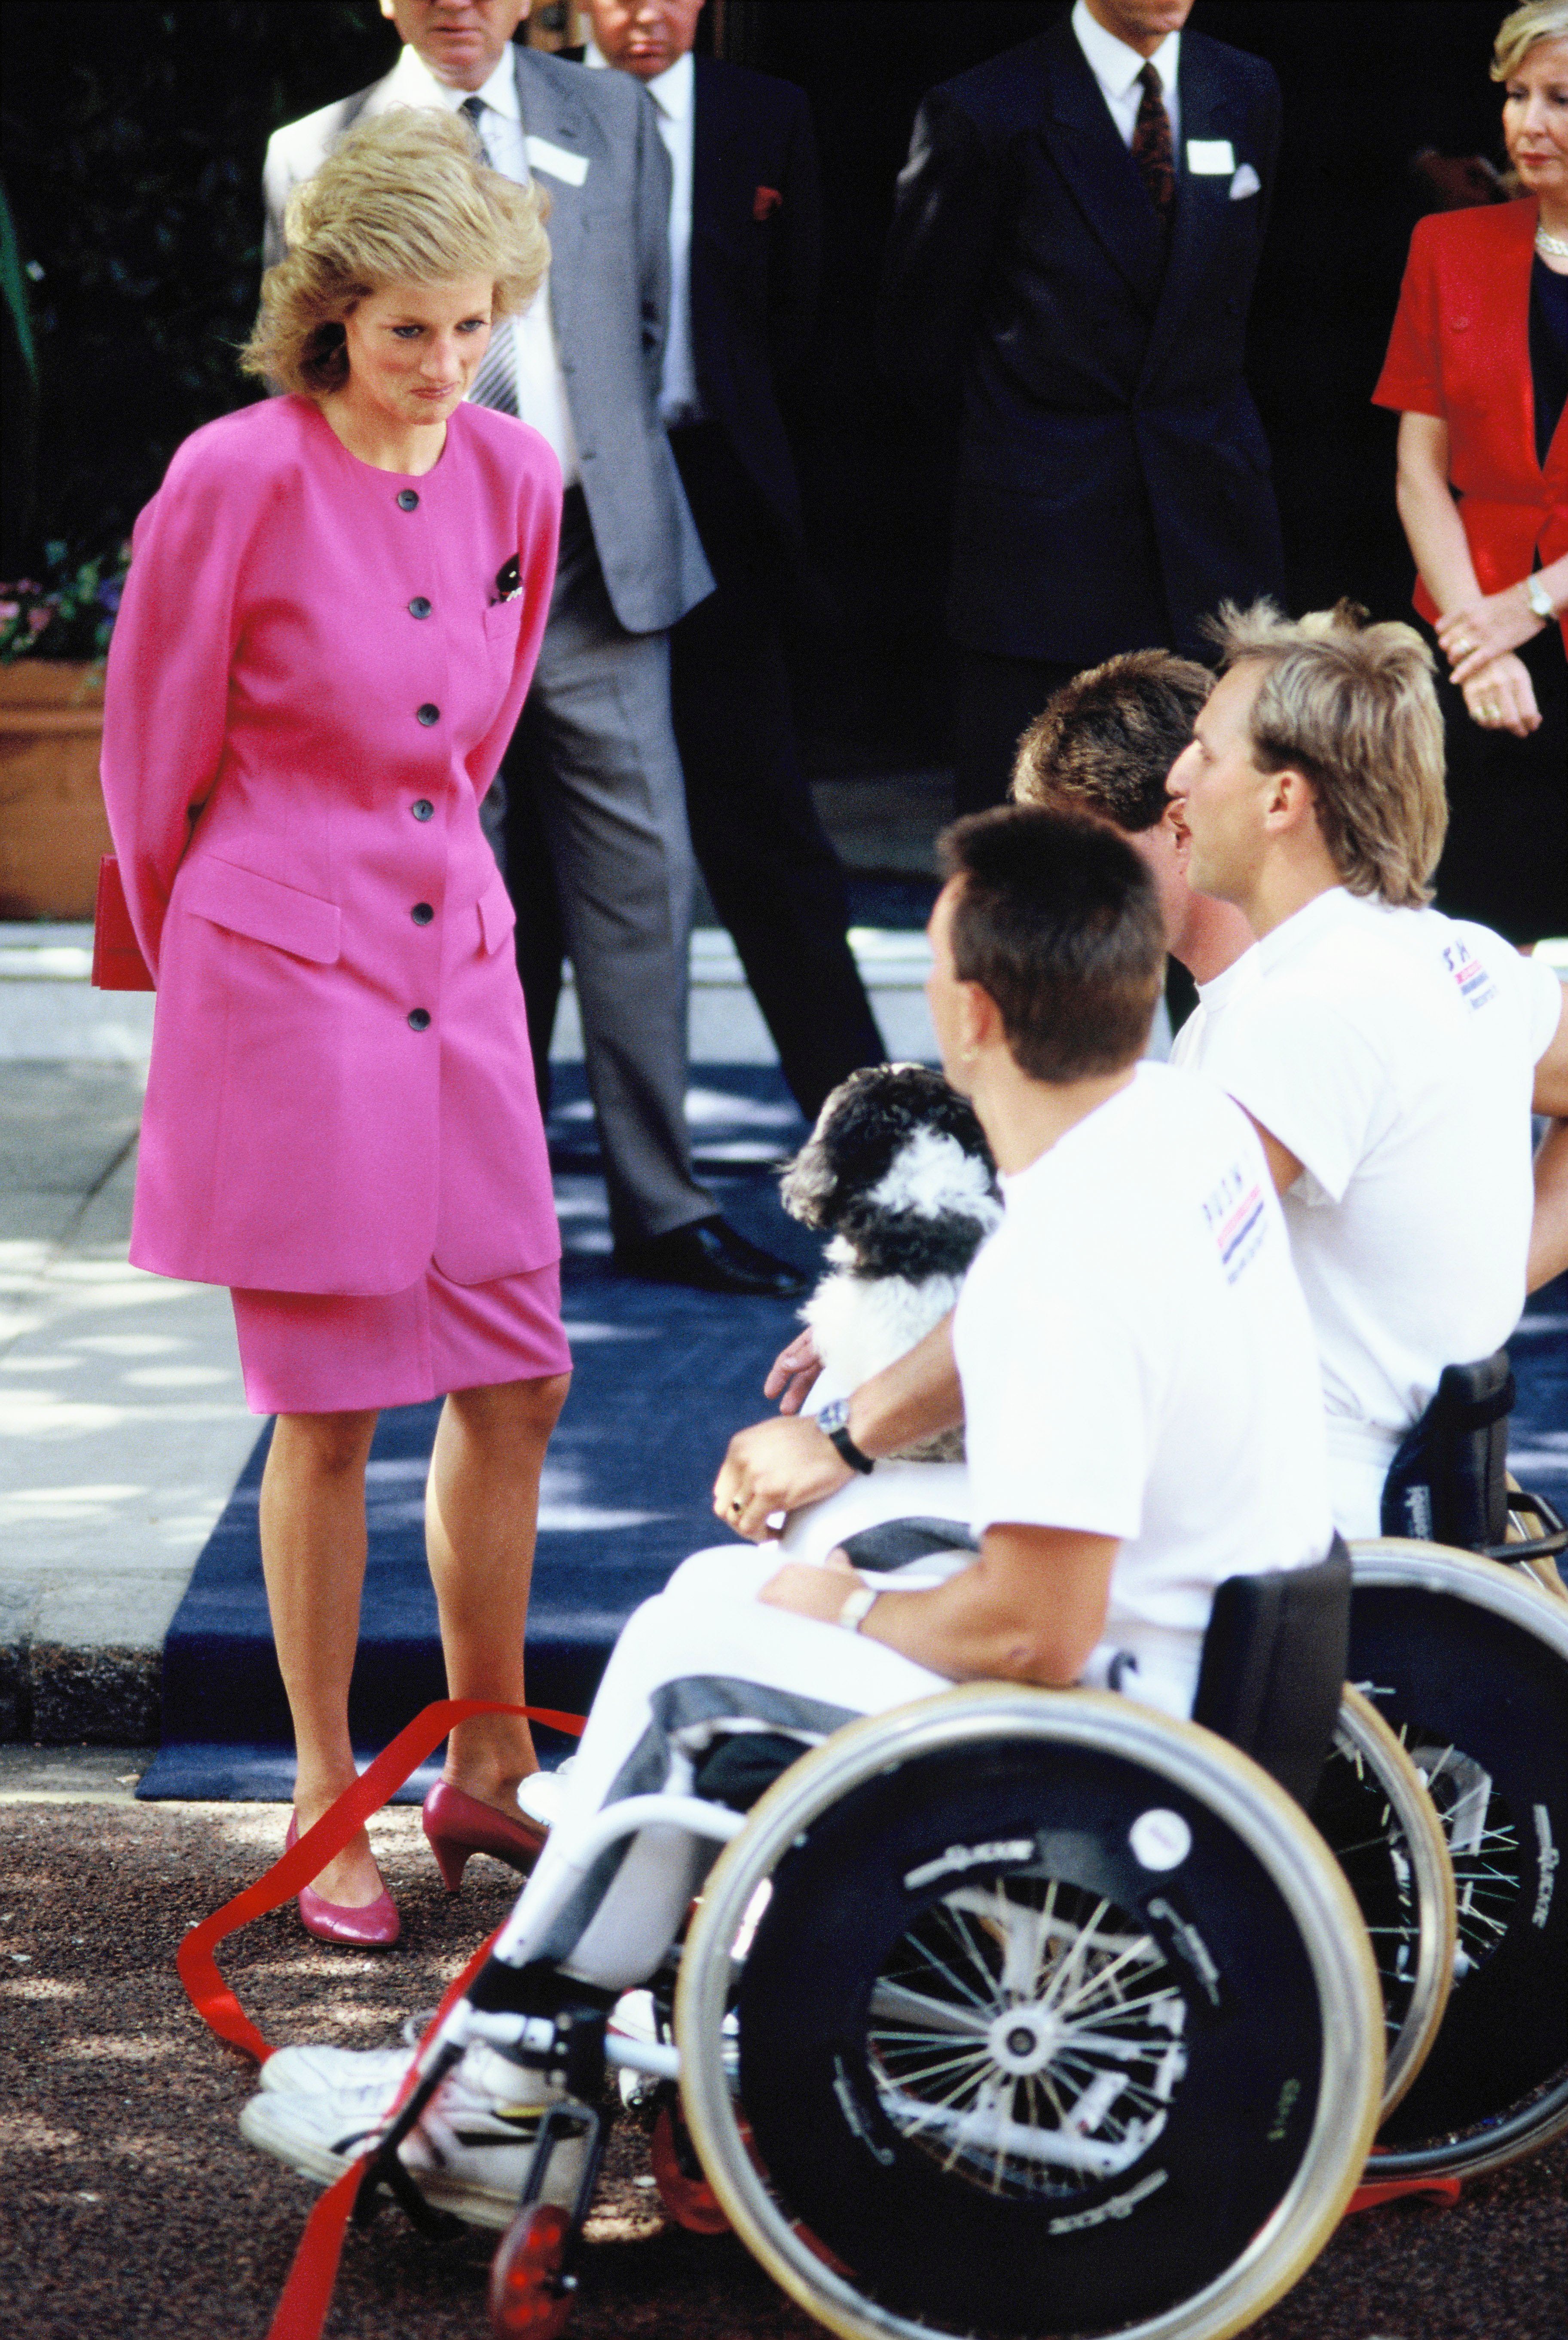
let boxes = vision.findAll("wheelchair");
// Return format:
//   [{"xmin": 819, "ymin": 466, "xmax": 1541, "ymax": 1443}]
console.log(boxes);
[
  {"xmin": 458, "ymin": 1540, "xmax": 1401, "ymax": 2340},
  {"xmin": 1343, "ymin": 1348, "xmax": 1568, "ymax": 2181},
  {"xmin": 464, "ymin": 1381, "xmax": 1566, "ymax": 2336}
]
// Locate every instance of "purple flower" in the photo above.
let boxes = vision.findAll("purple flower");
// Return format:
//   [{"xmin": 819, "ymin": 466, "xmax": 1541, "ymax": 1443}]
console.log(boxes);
[{"xmin": 96, "ymin": 578, "xmax": 123, "ymax": 613}]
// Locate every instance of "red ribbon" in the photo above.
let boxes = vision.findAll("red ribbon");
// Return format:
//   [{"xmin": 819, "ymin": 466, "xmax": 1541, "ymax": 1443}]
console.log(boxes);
[
  {"xmin": 264, "ymin": 1923, "xmax": 504, "ymax": 2340},
  {"xmin": 177, "ymin": 1698, "xmax": 584, "ymax": 2064},
  {"xmin": 175, "ymin": 1698, "xmax": 585, "ymax": 2340}
]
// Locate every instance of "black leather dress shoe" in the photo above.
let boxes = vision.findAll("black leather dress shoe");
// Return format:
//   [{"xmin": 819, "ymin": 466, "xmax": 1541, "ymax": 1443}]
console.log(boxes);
[{"xmin": 614, "ymin": 1216, "xmax": 810, "ymax": 1299}]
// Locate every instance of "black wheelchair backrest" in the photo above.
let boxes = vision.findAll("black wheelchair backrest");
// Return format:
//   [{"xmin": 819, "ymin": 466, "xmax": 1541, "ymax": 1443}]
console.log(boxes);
[
  {"xmin": 1190, "ymin": 1536, "xmax": 1351, "ymax": 1808},
  {"xmin": 1380, "ymin": 1350, "xmax": 1513, "ymax": 1550}
]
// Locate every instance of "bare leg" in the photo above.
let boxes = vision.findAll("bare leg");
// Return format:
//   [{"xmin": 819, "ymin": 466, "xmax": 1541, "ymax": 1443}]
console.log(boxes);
[
  {"xmin": 426, "ymin": 1373, "xmax": 572, "ymax": 1813},
  {"xmin": 259, "ymin": 1409, "xmax": 384, "ymax": 1907}
]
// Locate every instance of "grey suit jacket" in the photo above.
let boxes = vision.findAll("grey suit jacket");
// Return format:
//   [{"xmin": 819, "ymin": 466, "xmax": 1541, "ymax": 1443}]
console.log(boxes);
[{"xmin": 262, "ymin": 43, "xmax": 712, "ymax": 635}]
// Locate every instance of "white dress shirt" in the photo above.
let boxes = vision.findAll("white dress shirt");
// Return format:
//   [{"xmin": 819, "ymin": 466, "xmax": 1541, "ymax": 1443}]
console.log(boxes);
[
  {"xmin": 374, "ymin": 41, "xmax": 581, "ymax": 485},
  {"xmin": 585, "ymin": 40, "xmax": 703, "ymax": 427},
  {"xmin": 1070, "ymin": 0, "xmax": 1182, "ymax": 156}
]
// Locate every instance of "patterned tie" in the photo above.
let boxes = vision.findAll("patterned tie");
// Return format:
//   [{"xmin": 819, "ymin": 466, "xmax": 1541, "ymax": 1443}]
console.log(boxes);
[
  {"xmin": 1131, "ymin": 62, "xmax": 1175, "ymax": 220},
  {"xmin": 460, "ymin": 97, "xmax": 520, "ymax": 416}
]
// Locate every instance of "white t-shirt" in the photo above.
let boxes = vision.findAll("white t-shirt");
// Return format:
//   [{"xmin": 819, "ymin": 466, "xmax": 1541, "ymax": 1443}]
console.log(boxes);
[
  {"xmin": 1182, "ymin": 888, "xmax": 1563, "ymax": 1530},
  {"xmin": 1168, "ymin": 946, "xmax": 1259, "ymax": 1073},
  {"xmin": 952, "ymin": 1064, "xmax": 1333, "ymax": 1719}
]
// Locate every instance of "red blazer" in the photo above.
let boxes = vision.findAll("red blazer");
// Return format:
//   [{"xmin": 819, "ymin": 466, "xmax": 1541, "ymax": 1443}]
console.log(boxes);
[{"xmin": 1374, "ymin": 199, "xmax": 1568, "ymax": 648}]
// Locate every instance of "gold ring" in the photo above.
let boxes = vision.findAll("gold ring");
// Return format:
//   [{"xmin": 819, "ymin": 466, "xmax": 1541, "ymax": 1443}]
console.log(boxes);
[
  {"xmin": 1455, "ymin": 635, "xmax": 1473, "ymax": 655},
  {"xmin": 1479, "ymin": 704, "xmax": 1499, "ymax": 723}
]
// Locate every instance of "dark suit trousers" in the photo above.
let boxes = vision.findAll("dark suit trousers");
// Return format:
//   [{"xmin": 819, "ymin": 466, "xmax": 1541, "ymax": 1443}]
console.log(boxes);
[
  {"xmin": 954, "ymin": 648, "xmax": 1082, "ymax": 817},
  {"xmin": 668, "ymin": 423, "xmax": 884, "ymax": 1120}
]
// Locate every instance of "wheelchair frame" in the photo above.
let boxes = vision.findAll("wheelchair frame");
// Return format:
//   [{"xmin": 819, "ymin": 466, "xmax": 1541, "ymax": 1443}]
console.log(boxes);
[{"xmin": 465, "ymin": 1533, "xmax": 1566, "ymax": 2336}]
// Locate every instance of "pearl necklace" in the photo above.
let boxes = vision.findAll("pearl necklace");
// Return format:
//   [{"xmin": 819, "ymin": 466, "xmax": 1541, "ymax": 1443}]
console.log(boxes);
[{"xmin": 1537, "ymin": 221, "xmax": 1568, "ymax": 259}]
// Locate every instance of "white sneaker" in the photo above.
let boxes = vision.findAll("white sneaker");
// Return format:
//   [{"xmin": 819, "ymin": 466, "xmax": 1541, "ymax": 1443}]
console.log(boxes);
[
  {"xmin": 240, "ymin": 2042, "xmax": 584, "ymax": 2230},
  {"xmin": 516, "ymin": 1757, "xmax": 574, "ymax": 1833},
  {"xmin": 260, "ymin": 2041, "xmax": 413, "ymax": 2096}
]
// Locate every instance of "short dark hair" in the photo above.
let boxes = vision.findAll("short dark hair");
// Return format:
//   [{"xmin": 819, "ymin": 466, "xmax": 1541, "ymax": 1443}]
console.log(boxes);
[
  {"xmin": 1011, "ymin": 650, "xmax": 1213, "ymax": 833},
  {"xmin": 938, "ymin": 806, "xmax": 1164, "ymax": 1081}
]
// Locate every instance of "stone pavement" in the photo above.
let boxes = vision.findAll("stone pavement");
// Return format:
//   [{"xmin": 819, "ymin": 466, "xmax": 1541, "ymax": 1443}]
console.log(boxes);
[
  {"xmin": 0, "ymin": 1061, "xmax": 256, "ymax": 1743},
  {"xmin": 0, "ymin": 793, "xmax": 945, "ymax": 1745}
]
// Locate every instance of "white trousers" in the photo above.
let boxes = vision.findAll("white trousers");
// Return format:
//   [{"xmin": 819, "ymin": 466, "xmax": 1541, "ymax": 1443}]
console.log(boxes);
[{"xmin": 489, "ymin": 1544, "xmax": 960, "ymax": 1993}]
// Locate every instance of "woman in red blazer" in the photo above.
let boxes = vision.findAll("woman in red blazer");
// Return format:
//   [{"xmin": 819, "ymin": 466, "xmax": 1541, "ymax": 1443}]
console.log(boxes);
[{"xmin": 1374, "ymin": 3, "xmax": 1568, "ymax": 942}]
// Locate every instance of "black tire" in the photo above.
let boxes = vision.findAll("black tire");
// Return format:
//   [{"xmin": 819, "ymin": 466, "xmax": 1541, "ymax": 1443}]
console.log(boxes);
[
  {"xmin": 1349, "ymin": 1543, "xmax": 1568, "ymax": 2177},
  {"xmin": 678, "ymin": 1687, "xmax": 1382, "ymax": 2340}
]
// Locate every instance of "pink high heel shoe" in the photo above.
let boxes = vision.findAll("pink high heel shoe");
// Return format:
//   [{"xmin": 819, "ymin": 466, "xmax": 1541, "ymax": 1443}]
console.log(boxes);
[
  {"xmin": 421, "ymin": 1779, "xmax": 548, "ymax": 1892},
  {"xmin": 285, "ymin": 1812, "xmax": 400, "ymax": 1948}
]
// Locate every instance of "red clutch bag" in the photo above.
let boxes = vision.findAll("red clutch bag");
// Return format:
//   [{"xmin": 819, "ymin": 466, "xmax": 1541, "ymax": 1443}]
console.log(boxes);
[{"xmin": 92, "ymin": 855, "xmax": 155, "ymax": 990}]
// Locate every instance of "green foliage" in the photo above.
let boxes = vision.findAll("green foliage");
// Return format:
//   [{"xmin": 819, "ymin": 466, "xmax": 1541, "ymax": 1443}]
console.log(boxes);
[
  {"xmin": 0, "ymin": 539, "xmax": 132, "ymax": 662},
  {"xmin": 2, "ymin": 1, "xmax": 397, "ymax": 558}
]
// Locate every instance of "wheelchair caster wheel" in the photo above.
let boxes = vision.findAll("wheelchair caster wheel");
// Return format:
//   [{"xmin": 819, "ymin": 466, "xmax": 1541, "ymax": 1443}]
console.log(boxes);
[
  {"xmin": 650, "ymin": 2101, "xmax": 731, "ymax": 2234},
  {"xmin": 488, "ymin": 2201, "xmax": 577, "ymax": 2340}
]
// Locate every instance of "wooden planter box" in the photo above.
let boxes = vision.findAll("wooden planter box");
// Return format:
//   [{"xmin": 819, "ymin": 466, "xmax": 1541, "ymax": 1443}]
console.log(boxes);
[{"xmin": 0, "ymin": 660, "xmax": 110, "ymax": 919}]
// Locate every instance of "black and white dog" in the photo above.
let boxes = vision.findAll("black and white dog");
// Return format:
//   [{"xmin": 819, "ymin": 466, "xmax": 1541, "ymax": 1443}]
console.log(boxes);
[{"xmin": 781, "ymin": 1064, "xmax": 1002, "ymax": 1464}]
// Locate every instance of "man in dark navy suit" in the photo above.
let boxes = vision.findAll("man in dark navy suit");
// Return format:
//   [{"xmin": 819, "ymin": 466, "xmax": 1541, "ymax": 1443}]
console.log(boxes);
[
  {"xmin": 879, "ymin": 0, "xmax": 1287, "ymax": 814},
  {"xmin": 580, "ymin": 0, "xmax": 884, "ymax": 1121}
]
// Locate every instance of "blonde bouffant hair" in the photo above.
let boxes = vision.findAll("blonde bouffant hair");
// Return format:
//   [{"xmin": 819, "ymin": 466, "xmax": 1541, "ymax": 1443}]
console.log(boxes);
[
  {"xmin": 1492, "ymin": 1, "xmax": 1568, "ymax": 80},
  {"xmin": 1208, "ymin": 600, "xmax": 1448, "ymax": 908},
  {"xmin": 242, "ymin": 109, "xmax": 550, "ymax": 398}
]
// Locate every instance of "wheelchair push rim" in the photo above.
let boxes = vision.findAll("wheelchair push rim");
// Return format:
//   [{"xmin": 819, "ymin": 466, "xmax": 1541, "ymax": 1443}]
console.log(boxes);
[
  {"xmin": 676, "ymin": 1683, "xmax": 1384, "ymax": 2340},
  {"xmin": 1317, "ymin": 1686, "xmax": 1457, "ymax": 2120},
  {"xmin": 1348, "ymin": 1541, "xmax": 1568, "ymax": 2180}
]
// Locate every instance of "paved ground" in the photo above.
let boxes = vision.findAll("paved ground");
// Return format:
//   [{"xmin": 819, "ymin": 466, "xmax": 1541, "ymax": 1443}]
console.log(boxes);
[
  {"xmin": 2, "ymin": 1749, "xmax": 1564, "ymax": 2340},
  {"xmin": 0, "ymin": 861, "xmax": 943, "ymax": 1749}
]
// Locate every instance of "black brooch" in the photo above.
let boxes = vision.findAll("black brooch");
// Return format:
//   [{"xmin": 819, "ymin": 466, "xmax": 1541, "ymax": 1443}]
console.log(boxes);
[{"xmin": 494, "ymin": 555, "xmax": 523, "ymax": 603}]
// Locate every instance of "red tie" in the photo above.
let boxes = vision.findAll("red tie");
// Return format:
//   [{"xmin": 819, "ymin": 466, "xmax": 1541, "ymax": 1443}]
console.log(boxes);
[{"xmin": 1132, "ymin": 61, "xmax": 1175, "ymax": 218}]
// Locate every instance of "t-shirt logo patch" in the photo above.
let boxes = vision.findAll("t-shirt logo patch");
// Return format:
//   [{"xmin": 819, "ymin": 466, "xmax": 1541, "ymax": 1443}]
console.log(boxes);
[
  {"xmin": 1204, "ymin": 1164, "xmax": 1266, "ymax": 1285},
  {"xmin": 1442, "ymin": 940, "xmax": 1497, "ymax": 1012}
]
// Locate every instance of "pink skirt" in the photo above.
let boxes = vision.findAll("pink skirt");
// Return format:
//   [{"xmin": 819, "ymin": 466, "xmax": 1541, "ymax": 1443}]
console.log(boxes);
[{"xmin": 230, "ymin": 1258, "xmax": 572, "ymax": 1415}]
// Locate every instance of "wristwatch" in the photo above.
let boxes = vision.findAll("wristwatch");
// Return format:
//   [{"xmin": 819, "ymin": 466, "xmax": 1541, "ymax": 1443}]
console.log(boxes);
[
  {"xmin": 817, "ymin": 1397, "xmax": 875, "ymax": 1475},
  {"xmin": 1525, "ymin": 572, "xmax": 1557, "ymax": 622},
  {"xmin": 837, "ymin": 1580, "xmax": 881, "ymax": 1633}
]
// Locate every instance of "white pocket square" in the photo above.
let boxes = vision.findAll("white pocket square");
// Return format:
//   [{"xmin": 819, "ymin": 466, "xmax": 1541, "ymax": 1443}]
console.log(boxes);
[
  {"xmin": 1229, "ymin": 163, "xmax": 1262, "ymax": 200},
  {"xmin": 526, "ymin": 134, "xmax": 588, "ymax": 188}
]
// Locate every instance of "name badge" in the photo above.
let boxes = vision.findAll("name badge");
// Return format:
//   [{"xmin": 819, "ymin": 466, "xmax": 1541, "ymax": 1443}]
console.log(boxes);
[
  {"xmin": 1187, "ymin": 139, "xmax": 1236, "ymax": 175},
  {"xmin": 526, "ymin": 134, "xmax": 588, "ymax": 187}
]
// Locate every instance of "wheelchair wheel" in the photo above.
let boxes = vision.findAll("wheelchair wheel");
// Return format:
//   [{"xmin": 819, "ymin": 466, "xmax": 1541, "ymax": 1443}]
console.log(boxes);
[
  {"xmin": 1311, "ymin": 1687, "xmax": 1456, "ymax": 2119},
  {"xmin": 676, "ymin": 1684, "xmax": 1383, "ymax": 2340},
  {"xmin": 1349, "ymin": 1541, "xmax": 1568, "ymax": 2178}
]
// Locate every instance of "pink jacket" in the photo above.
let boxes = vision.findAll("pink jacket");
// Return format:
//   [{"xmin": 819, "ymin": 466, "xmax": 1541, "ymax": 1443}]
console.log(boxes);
[{"xmin": 100, "ymin": 395, "xmax": 563, "ymax": 1295}]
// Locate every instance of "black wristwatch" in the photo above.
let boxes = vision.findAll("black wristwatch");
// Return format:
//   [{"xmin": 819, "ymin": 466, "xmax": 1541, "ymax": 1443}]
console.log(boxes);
[{"xmin": 817, "ymin": 1397, "xmax": 875, "ymax": 1475}]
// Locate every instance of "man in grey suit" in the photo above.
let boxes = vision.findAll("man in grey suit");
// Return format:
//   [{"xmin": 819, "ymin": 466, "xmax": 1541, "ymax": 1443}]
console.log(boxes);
[{"xmin": 264, "ymin": 0, "xmax": 806, "ymax": 1297}]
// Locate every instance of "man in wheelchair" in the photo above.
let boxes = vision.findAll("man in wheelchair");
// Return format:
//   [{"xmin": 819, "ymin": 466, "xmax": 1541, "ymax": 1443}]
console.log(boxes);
[
  {"xmin": 1163, "ymin": 601, "xmax": 1568, "ymax": 1540},
  {"xmin": 764, "ymin": 613, "xmax": 1568, "ymax": 1555},
  {"xmin": 239, "ymin": 806, "xmax": 1337, "ymax": 2230}
]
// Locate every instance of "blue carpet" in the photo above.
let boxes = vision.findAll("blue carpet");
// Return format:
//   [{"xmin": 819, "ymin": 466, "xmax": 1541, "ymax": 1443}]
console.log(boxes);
[
  {"xmin": 137, "ymin": 1065, "xmax": 816, "ymax": 1800},
  {"xmin": 136, "ymin": 1069, "xmax": 1568, "ymax": 1801}
]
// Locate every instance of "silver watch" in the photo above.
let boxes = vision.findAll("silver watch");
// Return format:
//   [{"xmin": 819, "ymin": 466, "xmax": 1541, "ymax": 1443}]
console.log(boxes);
[{"xmin": 1526, "ymin": 572, "xmax": 1556, "ymax": 622}]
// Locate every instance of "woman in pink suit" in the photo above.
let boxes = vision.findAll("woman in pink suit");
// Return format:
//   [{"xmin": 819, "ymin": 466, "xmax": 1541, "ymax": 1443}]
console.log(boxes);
[{"xmin": 101, "ymin": 111, "xmax": 572, "ymax": 1942}]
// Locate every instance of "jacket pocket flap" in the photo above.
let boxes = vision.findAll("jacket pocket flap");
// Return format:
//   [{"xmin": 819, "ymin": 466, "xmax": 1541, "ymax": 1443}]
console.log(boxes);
[
  {"xmin": 183, "ymin": 857, "xmax": 342, "ymax": 964},
  {"xmin": 478, "ymin": 870, "xmax": 517, "ymax": 956}
]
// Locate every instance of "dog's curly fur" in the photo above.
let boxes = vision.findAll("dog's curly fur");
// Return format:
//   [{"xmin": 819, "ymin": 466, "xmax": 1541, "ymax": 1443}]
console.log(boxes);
[{"xmin": 781, "ymin": 1065, "xmax": 1002, "ymax": 1462}]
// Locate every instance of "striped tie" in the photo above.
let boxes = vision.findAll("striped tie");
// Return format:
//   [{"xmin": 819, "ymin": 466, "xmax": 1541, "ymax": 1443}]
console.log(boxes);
[{"xmin": 460, "ymin": 97, "xmax": 519, "ymax": 415}]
